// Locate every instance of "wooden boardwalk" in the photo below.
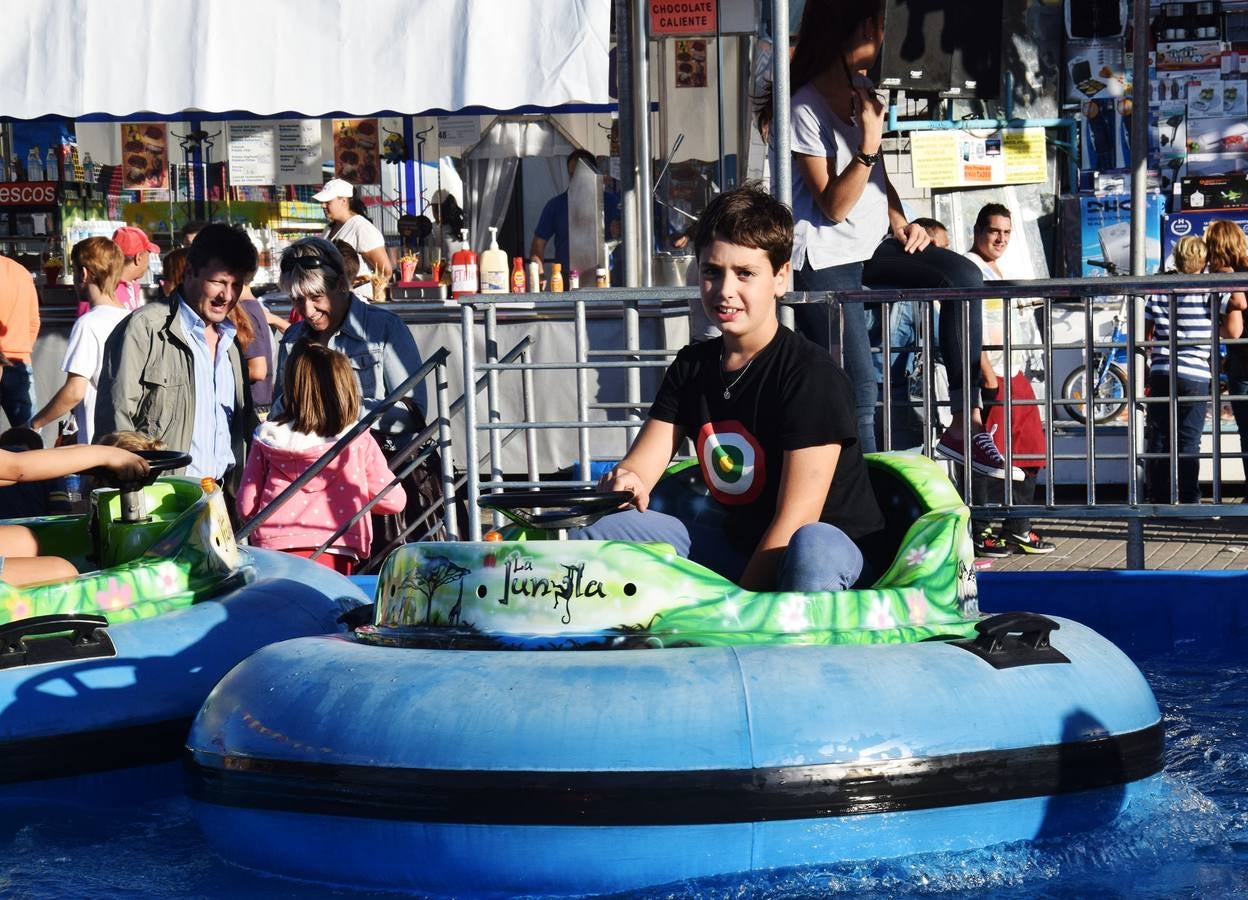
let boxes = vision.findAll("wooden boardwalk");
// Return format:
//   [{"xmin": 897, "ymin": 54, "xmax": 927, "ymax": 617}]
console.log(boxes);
[{"xmin": 980, "ymin": 514, "xmax": 1248, "ymax": 572}]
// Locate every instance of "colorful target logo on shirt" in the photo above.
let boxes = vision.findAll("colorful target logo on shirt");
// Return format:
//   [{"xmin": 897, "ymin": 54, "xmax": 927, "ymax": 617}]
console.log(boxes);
[{"xmin": 696, "ymin": 420, "xmax": 765, "ymax": 505}]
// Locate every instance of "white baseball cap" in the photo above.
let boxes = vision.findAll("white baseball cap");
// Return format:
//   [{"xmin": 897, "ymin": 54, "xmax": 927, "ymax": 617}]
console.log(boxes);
[{"xmin": 312, "ymin": 178, "xmax": 355, "ymax": 202}]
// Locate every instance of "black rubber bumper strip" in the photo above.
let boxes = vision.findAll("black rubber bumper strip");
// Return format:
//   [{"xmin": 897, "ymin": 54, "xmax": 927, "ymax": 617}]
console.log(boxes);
[
  {"xmin": 1, "ymin": 718, "xmax": 193, "ymax": 785},
  {"xmin": 185, "ymin": 720, "xmax": 1163, "ymax": 826}
]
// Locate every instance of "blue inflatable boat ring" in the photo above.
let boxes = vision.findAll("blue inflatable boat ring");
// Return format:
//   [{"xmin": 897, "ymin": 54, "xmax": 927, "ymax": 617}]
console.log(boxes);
[
  {"xmin": 0, "ymin": 453, "xmax": 366, "ymax": 788},
  {"xmin": 186, "ymin": 453, "xmax": 1163, "ymax": 896}
]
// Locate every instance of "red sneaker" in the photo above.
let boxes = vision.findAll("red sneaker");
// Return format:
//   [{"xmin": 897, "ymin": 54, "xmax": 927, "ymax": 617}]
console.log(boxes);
[{"xmin": 935, "ymin": 426, "xmax": 1024, "ymax": 481}]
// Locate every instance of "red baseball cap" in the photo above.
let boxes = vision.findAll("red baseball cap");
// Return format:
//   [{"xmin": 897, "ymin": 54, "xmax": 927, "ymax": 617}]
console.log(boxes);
[{"xmin": 113, "ymin": 225, "xmax": 159, "ymax": 257}]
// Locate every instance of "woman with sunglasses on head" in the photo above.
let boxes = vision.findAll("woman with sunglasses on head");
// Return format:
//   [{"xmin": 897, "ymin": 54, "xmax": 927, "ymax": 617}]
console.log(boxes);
[{"xmin": 273, "ymin": 237, "xmax": 426, "ymax": 435}]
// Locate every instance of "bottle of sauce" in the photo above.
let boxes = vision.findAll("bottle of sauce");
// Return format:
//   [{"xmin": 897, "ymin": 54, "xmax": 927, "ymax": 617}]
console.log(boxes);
[
  {"xmin": 510, "ymin": 256, "xmax": 526, "ymax": 292},
  {"xmin": 550, "ymin": 263, "xmax": 565, "ymax": 293},
  {"xmin": 450, "ymin": 229, "xmax": 479, "ymax": 298},
  {"xmin": 527, "ymin": 259, "xmax": 541, "ymax": 293},
  {"xmin": 479, "ymin": 226, "xmax": 509, "ymax": 293},
  {"xmin": 568, "ymin": 269, "xmax": 580, "ymax": 290}
]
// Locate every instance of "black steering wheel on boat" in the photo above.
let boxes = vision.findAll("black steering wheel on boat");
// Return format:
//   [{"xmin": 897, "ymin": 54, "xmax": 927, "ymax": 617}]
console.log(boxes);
[
  {"xmin": 89, "ymin": 449, "xmax": 194, "ymax": 489},
  {"xmin": 477, "ymin": 489, "xmax": 634, "ymax": 531}
]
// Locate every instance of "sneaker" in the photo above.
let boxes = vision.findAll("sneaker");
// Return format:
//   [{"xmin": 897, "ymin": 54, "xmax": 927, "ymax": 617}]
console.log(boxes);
[
  {"xmin": 973, "ymin": 527, "xmax": 1011, "ymax": 558},
  {"xmin": 1003, "ymin": 529, "xmax": 1056, "ymax": 555},
  {"xmin": 935, "ymin": 426, "xmax": 1025, "ymax": 481}
]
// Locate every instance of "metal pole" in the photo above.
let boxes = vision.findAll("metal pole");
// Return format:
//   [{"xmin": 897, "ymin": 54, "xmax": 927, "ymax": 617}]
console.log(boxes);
[
  {"xmin": 435, "ymin": 359, "xmax": 458, "ymax": 541},
  {"xmin": 1125, "ymin": 0, "xmax": 1150, "ymax": 570},
  {"xmin": 575, "ymin": 298, "xmax": 592, "ymax": 481},
  {"xmin": 715, "ymin": 8, "xmax": 726, "ymax": 190},
  {"xmin": 615, "ymin": 0, "xmax": 639, "ymax": 287},
  {"xmin": 461, "ymin": 302, "xmax": 481, "ymax": 541},
  {"xmin": 484, "ymin": 304, "xmax": 503, "ymax": 529},
  {"xmin": 772, "ymin": 0, "xmax": 791, "ymax": 208},
  {"xmin": 633, "ymin": 0, "xmax": 654, "ymax": 286}
]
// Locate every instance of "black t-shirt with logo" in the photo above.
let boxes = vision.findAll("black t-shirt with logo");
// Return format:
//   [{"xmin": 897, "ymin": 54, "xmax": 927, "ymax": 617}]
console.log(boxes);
[{"xmin": 649, "ymin": 325, "xmax": 884, "ymax": 555}]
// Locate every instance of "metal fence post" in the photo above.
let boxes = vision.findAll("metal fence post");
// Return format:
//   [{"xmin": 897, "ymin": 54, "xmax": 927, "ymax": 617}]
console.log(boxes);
[{"xmin": 461, "ymin": 301, "xmax": 481, "ymax": 541}]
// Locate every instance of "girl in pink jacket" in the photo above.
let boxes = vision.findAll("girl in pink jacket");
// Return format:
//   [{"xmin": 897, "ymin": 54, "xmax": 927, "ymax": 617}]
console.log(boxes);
[{"xmin": 236, "ymin": 342, "xmax": 405, "ymax": 574}]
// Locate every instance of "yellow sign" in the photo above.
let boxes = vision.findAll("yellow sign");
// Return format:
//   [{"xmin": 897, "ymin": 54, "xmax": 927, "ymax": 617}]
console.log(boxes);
[{"xmin": 910, "ymin": 128, "xmax": 1048, "ymax": 189}]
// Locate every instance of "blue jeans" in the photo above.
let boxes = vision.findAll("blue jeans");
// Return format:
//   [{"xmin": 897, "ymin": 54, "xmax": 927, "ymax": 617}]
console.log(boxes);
[
  {"xmin": 1145, "ymin": 371, "xmax": 1209, "ymax": 503},
  {"xmin": 793, "ymin": 261, "xmax": 876, "ymax": 452},
  {"xmin": 571, "ymin": 508, "xmax": 864, "ymax": 592},
  {"xmin": 0, "ymin": 361, "xmax": 33, "ymax": 427}
]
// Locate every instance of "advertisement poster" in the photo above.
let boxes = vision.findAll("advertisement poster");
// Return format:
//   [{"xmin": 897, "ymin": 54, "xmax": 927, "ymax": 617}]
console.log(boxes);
[
  {"xmin": 332, "ymin": 119, "xmax": 380, "ymax": 185},
  {"xmin": 1163, "ymin": 210, "xmax": 1248, "ymax": 267},
  {"xmin": 1079, "ymin": 193, "xmax": 1164, "ymax": 276},
  {"xmin": 910, "ymin": 128, "xmax": 1046, "ymax": 189},
  {"xmin": 674, "ymin": 39, "xmax": 708, "ymax": 88},
  {"xmin": 120, "ymin": 123, "xmax": 169, "ymax": 189}
]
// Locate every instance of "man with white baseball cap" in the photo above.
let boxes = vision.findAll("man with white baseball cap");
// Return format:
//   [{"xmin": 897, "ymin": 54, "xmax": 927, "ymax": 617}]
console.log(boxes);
[{"xmin": 313, "ymin": 178, "xmax": 391, "ymax": 299}]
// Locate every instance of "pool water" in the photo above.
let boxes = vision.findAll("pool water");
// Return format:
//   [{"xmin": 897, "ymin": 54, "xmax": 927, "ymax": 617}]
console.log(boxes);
[{"xmin": 1, "ymin": 647, "xmax": 1243, "ymax": 900}]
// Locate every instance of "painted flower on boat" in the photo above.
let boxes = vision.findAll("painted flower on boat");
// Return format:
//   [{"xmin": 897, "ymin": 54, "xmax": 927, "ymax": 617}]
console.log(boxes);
[
  {"xmin": 2, "ymin": 594, "xmax": 33, "ymax": 621},
  {"xmin": 864, "ymin": 596, "xmax": 895, "ymax": 629},
  {"xmin": 95, "ymin": 577, "xmax": 133, "ymax": 611},
  {"xmin": 905, "ymin": 590, "xmax": 927, "ymax": 625},
  {"xmin": 905, "ymin": 545, "xmax": 929, "ymax": 567},
  {"xmin": 156, "ymin": 564, "xmax": 181, "ymax": 593},
  {"xmin": 776, "ymin": 596, "xmax": 809, "ymax": 633},
  {"xmin": 719, "ymin": 598, "xmax": 742, "ymax": 626}
]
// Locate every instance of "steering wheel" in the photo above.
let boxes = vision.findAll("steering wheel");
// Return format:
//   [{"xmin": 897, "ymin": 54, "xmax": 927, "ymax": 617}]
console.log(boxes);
[
  {"xmin": 89, "ymin": 449, "xmax": 194, "ymax": 490},
  {"xmin": 477, "ymin": 489, "xmax": 634, "ymax": 531}
]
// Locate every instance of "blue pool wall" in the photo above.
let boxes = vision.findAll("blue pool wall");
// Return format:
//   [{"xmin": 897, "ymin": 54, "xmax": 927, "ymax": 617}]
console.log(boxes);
[{"xmin": 979, "ymin": 571, "xmax": 1248, "ymax": 656}]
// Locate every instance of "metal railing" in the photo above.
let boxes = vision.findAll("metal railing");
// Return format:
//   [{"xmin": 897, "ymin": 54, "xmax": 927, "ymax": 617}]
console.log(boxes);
[{"xmin": 452, "ymin": 275, "xmax": 1248, "ymax": 564}]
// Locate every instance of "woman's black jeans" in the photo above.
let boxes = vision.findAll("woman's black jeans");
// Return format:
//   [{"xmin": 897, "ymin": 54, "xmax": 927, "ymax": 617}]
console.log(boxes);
[{"xmin": 793, "ymin": 241, "xmax": 985, "ymax": 453}]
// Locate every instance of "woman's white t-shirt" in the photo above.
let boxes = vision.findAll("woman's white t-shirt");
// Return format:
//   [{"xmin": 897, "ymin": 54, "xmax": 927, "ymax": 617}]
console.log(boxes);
[{"xmin": 785, "ymin": 82, "xmax": 890, "ymax": 272}]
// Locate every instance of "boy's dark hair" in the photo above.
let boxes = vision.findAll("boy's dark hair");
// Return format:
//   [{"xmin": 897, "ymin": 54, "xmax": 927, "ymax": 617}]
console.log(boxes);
[
  {"xmin": 0, "ymin": 426, "xmax": 42, "ymax": 451},
  {"xmin": 974, "ymin": 203, "xmax": 1012, "ymax": 232},
  {"xmin": 911, "ymin": 217, "xmax": 947, "ymax": 234},
  {"xmin": 180, "ymin": 220, "xmax": 207, "ymax": 242},
  {"xmin": 332, "ymin": 239, "xmax": 362, "ymax": 283},
  {"xmin": 692, "ymin": 182, "xmax": 794, "ymax": 272},
  {"xmin": 187, "ymin": 222, "xmax": 258, "ymax": 280}
]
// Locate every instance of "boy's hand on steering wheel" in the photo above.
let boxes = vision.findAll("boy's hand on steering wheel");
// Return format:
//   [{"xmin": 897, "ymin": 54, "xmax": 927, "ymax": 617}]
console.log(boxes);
[
  {"xmin": 598, "ymin": 465, "xmax": 648, "ymax": 511},
  {"xmin": 104, "ymin": 447, "xmax": 151, "ymax": 483}
]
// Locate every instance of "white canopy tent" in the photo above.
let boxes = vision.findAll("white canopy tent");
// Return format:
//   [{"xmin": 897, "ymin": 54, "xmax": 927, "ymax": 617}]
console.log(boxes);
[{"xmin": 0, "ymin": 0, "xmax": 610, "ymax": 118}]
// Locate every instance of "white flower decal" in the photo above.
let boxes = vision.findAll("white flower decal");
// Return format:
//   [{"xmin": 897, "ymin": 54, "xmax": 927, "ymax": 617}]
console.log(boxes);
[
  {"xmin": 776, "ymin": 596, "xmax": 810, "ymax": 633},
  {"xmin": 905, "ymin": 545, "xmax": 929, "ymax": 567},
  {"xmin": 905, "ymin": 591, "xmax": 927, "ymax": 625},
  {"xmin": 865, "ymin": 597, "xmax": 895, "ymax": 630}
]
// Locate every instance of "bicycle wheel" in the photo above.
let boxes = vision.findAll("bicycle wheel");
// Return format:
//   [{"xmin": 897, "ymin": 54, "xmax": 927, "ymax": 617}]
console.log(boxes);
[{"xmin": 1062, "ymin": 361, "xmax": 1129, "ymax": 424}]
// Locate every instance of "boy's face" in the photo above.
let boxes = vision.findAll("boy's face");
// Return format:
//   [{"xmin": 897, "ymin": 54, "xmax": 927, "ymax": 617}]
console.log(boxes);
[{"xmin": 699, "ymin": 240, "xmax": 789, "ymax": 338}]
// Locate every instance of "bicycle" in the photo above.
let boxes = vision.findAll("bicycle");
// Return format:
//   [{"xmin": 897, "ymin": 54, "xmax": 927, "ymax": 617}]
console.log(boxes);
[{"xmin": 1060, "ymin": 259, "xmax": 1130, "ymax": 425}]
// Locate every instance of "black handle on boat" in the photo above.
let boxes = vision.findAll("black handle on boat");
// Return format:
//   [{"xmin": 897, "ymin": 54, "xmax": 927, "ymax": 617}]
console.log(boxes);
[
  {"xmin": 954, "ymin": 612, "xmax": 1069, "ymax": 670},
  {"xmin": 0, "ymin": 614, "xmax": 116, "ymax": 670}
]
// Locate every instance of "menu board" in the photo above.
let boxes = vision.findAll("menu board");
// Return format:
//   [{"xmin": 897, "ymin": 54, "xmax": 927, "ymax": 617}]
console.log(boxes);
[
  {"xmin": 277, "ymin": 120, "xmax": 322, "ymax": 185},
  {"xmin": 120, "ymin": 123, "xmax": 169, "ymax": 189},
  {"xmin": 332, "ymin": 119, "xmax": 380, "ymax": 185},
  {"xmin": 227, "ymin": 123, "xmax": 275, "ymax": 186}
]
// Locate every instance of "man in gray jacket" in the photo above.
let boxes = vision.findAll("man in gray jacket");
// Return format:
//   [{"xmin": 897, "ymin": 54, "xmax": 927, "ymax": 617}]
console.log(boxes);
[{"xmin": 96, "ymin": 224, "xmax": 258, "ymax": 493}]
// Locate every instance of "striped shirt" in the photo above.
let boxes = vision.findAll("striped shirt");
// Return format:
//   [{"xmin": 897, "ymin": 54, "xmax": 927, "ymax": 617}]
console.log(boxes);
[{"xmin": 1144, "ymin": 291, "xmax": 1216, "ymax": 382}]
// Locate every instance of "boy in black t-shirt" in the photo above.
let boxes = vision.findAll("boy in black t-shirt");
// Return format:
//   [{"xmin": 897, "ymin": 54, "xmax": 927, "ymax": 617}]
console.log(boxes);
[{"xmin": 574, "ymin": 184, "xmax": 883, "ymax": 591}]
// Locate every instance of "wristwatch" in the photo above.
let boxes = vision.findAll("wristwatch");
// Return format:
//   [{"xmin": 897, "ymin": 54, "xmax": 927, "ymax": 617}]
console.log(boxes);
[{"xmin": 855, "ymin": 149, "xmax": 881, "ymax": 168}]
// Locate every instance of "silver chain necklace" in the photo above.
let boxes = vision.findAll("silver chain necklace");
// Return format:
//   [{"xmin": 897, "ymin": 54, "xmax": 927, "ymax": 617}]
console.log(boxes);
[{"xmin": 719, "ymin": 349, "xmax": 756, "ymax": 400}]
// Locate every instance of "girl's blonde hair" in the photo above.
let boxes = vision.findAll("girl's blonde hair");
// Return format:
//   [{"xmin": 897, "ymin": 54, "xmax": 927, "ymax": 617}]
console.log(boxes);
[
  {"xmin": 273, "ymin": 342, "xmax": 360, "ymax": 437},
  {"xmin": 1204, "ymin": 219, "xmax": 1248, "ymax": 272},
  {"xmin": 72, "ymin": 236, "xmax": 125, "ymax": 299},
  {"xmin": 96, "ymin": 430, "xmax": 166, "ymax": 451},
  {"xmin": 1173, "ymin": 235, "xmax": 1208, "ymax": 274}
]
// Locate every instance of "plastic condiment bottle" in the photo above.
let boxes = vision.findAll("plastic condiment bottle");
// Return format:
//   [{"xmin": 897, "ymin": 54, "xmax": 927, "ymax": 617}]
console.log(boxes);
[
  {"xmin": 479, "ymin": 226, "xmax": 509, "ymax": 293},
  {"xmin": 527, "ymin": 259, "xmax": 541, "ymax": 293},
  {"xmin": 550, "ymin": 262, "xmax": 565, "ymax": 293},
  {"xmin": 510, "ymin": 256, "xmax": 526, "ymax": 293},
  {"xmin": 450, "ymin": 229, "xmax": 479, "ymax": 298},
  {"xmin": 568, "ymin": 269, "xmax": 579, "ymax": 290}
]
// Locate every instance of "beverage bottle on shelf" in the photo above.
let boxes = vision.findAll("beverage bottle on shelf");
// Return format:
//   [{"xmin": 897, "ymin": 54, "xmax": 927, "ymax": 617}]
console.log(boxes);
[
  {"xmin": 568, "ymin": 269, "xmax": 580, "ymax": 290},
  {"xmin": 479, "ymin": 226, "xmax": 508, "ymax": 293},
  {"xmin": 527, "ymin": 258, "xmax": 541, "ymax": 293},
  {"xmin": 27, "ymin": 147, "xmax": 43, "ymax": 181},
  {"xmin": 510, "ymin": 256, "xmax": 526, "ymax": 292},
  {"xmin": 450, "ymin": 229, "xmax": 479, "ymax": 298},
  {"xmin": 83, "ymin": 152, "xmax": 96, "ymax": 185},
  {"xmin": 550, "ymin": 263, "xmax": 565, "ymax": 293},
  {"xmin": 46, "ymin": 147, "xmax": 59, "ymax": 181}
]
